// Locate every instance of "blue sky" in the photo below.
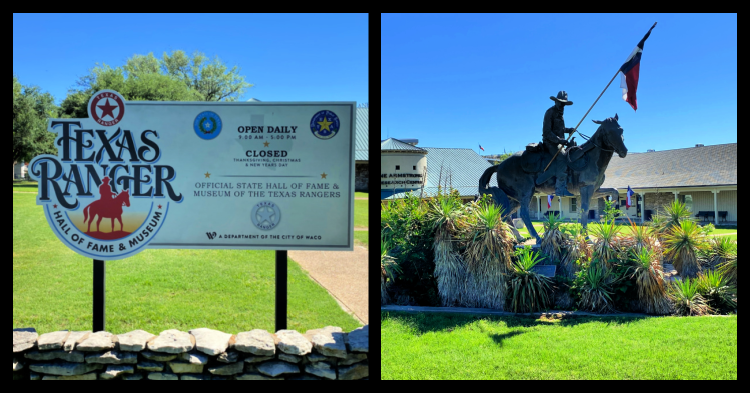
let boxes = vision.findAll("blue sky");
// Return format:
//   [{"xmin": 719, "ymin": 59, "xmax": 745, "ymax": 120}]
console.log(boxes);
[
  {"xmin": 13, "ymin": 13, "xmax": 368, "ymax": 105},
  {"xmin": 381, "ymin": 13, "xmax": 737, "ymax": 154}
]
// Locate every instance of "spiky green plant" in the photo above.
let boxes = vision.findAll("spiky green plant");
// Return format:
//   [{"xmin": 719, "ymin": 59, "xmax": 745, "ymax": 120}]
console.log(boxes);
[
  {"xmin": 461, "ymin": 203, "xmax": 513, "ymax": 309},
  {"xmin": 662, "ymin": 200, "xmax": 695, "ymax": 232},
  {"xmin": 507, "ymin": 246, "xmax": 553, "ymax": 313},
  {"xmin": 670, "ymin": 278, "xmax": 711, "ymax": 316},
  {"xmin": 719, "ymin": 257, "xmax": 737, "ymax": 285},
  {"xmin": 588, "ymin": 220, "xmax": 622, "ymax": 267},
  {"xmin": 428, "ymin": 195, "xmax": 467, "ymax": 306},
  {"xmin": 703, "ymin": 236, "xmax": 737, "ymax": 270},
  {"xmin": 381, "ymin": 238, "xmax": 401, "ymax": 305},
  {"xmin": 664, "ymin": 220, "xmax": 706, "ymax": 278},
  {"xmin": 628, "ymin": 247, "xmax": 671, "ymax": 315},
  {"xmin": 576, "ymin": 261, "xmax": 618, "ymax": 313},
  {"xmin": 558, "ymin": 226, "xmax": 591, "ymax": 279},
  {"xmin": 696, "ymin": 270, "xmax": 736, "ymax": 313},
  {"xmin": 540, "ymin": 212, "xmax": 565, "ymax": 264}
]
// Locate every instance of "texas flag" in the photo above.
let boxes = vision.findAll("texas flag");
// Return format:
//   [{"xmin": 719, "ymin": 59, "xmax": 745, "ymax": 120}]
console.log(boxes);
[
  {"xmin": 479, "ymin": 144, "xmax": 485, "ymax": 152},
  {"xmin": 547, "ymin": 194, "xmax": 553, "ymax": 209},
  {"xmin": 619, "ymin": 23, "xmax": 657, "ymax": 111},
  {"xmin": 626, "ymin": 186, "xmax": 634, "ymax": 208}
]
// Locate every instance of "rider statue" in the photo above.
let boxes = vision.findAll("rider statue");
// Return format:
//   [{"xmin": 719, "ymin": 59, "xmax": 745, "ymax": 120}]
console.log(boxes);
[
  {"xmin": 99, "ymin": 176, "xmax": 115, "ymax": 202},
  {"xmin": 536, "ymin": 91, "xmax": 577, "ymax": 197}
]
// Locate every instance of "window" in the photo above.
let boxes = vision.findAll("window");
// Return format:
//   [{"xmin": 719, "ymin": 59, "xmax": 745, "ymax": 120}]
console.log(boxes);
[
  {"xmin": 413, "ymin": 166, "xmax": 416, "ymax": 170},
  {"xmin": 683, "ymin": 194, "xmax": 693, "ymax": 211},
  {"xmin": 395, "ymin": 165, "xmax": 400, "ymax": 170},
  {"xmin": 571, "ymin": 197, "xmax": 577, "ymax": 212}
]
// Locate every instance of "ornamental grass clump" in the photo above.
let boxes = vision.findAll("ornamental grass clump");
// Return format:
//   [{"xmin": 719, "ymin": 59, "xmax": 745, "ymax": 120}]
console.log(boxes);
[
  {"xmin": 381, "ymin": 238, "xmax": 401, "ymax": 305},
  {"xmin": 664, "ymin": 220, "xmax": 706, "ymax": 279},
  {"xmin": 589, "ymin": 220, "xmax": 622, "ymax": 267},
  {"xmin": 719, "ymin": 257, "xmax": 737, "ymax": 285},
  {"xmin": 428, "ymin": 195, "xmax": 467, "ymax": 306},
  {"xmin": 696, "ymin": 270, "xmax": 736, "ymax": 313},
  {"xmin": 575, "ymin": 259, "xmax": 618, "ymax": 313},
  {"xmin": 507, "ymin": 246, "xmax": 553, "ymax": 313},
  {"xmin": 461, "ymin": 202, "xmax": 513, "ymax": 310},
  {"xmin": 540, "ymin": 213, "xmax": 565, "ymax": 265},
  {"xmin": 558, "ymin": 225, "xmax": 591, "ymax": 279},
  {"xmin": 670, "ymin": 277, "xmax": 712, "ymax": 316},
  {"xmin": 703, "ymin": 237, "xmax": 737, "ymax": 270},
  {"xmin": 628, "ymin": 247, "xmax": 671, "ymax": 315}
]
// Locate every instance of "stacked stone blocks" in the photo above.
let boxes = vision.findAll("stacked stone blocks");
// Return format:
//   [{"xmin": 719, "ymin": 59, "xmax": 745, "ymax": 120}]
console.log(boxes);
[{"xmin": 13, "ymin": 325, "xmax": 368, "ymax": 380}]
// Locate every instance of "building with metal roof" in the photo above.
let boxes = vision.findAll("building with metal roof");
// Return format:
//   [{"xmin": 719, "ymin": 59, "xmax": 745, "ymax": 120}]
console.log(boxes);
[{"xmin": 354, "ymin": 107, "xmax": 369, "ymax": 192}]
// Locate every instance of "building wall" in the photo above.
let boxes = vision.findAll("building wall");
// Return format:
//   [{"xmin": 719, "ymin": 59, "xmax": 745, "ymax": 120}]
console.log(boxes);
[
  {"xmin": 718, "ymin": 190, "xmax": 737, "ymax": 222},
  {"xmin": 14, "ymin": 163, "xmax": 27, "ymax": 179},
  {"xmin": 355, "ymin": 163, "xmax": 368, "ymax": 192},
  {"xmin": 380, "ymin": 152, "xmax": 427, "ymax": 195},
  {"xmin": 644, "ymin": 192, "xmax": 677, "ymax": 216}
]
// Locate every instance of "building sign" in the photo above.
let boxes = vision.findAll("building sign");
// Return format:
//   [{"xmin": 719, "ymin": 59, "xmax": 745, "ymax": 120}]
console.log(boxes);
[
  {"xmin": 29, "ymin": 90, "xmax": 355, "ymax": 260},
  {"xmin": 380, "ymin": 173, "xmax": 423, "ymax": 186}
]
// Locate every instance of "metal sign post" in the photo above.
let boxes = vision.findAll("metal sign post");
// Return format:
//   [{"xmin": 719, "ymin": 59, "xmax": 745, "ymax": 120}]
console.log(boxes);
[
  {"xmin": 275, "ymin": 251, "xmax": 288, "ymax": 332},
  {"xmin": 93, "ymin": 260, "xmax": 106, "ymax": 332}
]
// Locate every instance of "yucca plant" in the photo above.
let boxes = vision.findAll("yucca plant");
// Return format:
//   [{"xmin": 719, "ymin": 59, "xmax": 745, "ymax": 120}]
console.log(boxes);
[
  {"xmin": 576, "ymin": 261, "xmax": 618, "ymax": 313},
  {"xmin": 540, "ymin": 212, "xmax": 565, "ymax": 265},
  {"xmin": 664, "ymin": 220, "xmax": 706, "ymax": 278},
  {"xmin": 670, "ymin": 278, "xmax": 712, "ymax": 316},
  {"xmin": 662, "ymin": 200, "xmax": 695, "ymax": 232},
  {"xmin": 461, "ymin": 202, "xmax": 513, "ymax": 309},
  {"xmin": 588, "ymin": 220, "xmax": 622, "ymax": 267},
  {"xmin": 628, "ymin": 247, "xmax": 671, "ymax": 315},
  {"xmin": 719, "ymin": 257, "xmax": 737, "ymax": 285},
  {"xmin": 703, "ymin": 236, "xmax": 737, "ymax": 270},
  {"xmin": 381, "ymin": 237, "xmax": 401, "ymax": 305},
  {"xmin": 696, "ymin": 270, "xmax": 736, "ymax": 313},
  {"xmin": 428, "ymin": 195, "xmax": 467, "ymax": 306},
  {"xmin": 507, "ymin": 246, "xmax": 553, "ymax": 313},
  {"xmin": 558, "ymin": 225, "xmax": 591, "ymax": 279}
]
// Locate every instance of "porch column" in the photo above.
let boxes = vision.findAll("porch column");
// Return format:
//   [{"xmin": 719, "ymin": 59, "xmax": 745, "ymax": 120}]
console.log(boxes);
[
  {"xmin": 558, "ymin": 196, "xmax": 562, "ymax": 219},
  {"xmin": 536, "ymin": 195, "xmax": 541, "ymax": 220},
  {"xmin": 713, "ymin": 190, "xmax": 719, "ymax": 225},
  {"xmin": 639, "ymin": 192, "xmax": 646, "ymax": 223},
  {"xmin": 673, "ymin": 191, "xmax": 679, "ymax": 202}
]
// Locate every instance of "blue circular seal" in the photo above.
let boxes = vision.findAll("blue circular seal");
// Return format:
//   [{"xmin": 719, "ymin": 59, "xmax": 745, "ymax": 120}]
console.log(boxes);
[
  {"xmin": 310, "ymin": 110, "xmax": 340, "ymax": 140},
  {"xmin": 251, "ymin": 201, "xmax": 281, "ymax": 230},
  {"xmin": 194, "ymin": 111, "xmax": 223, "ymax": 140}
]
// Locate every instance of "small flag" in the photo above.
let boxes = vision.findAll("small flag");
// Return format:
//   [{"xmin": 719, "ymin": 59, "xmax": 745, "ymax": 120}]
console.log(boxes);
[
  {"xmin": 547, "ymin": 194, "xmax": 553, "ymax": 209},
  {"xmin": 479, "ymin": 144, "xmax": 485, "ymax": 152},
  {"xmin": 626, "ymin": 186, "xmax": 634, "ymax": 208},
  {"xmin": 619, "ymin": 23, "xmax": 657, "ymax": 111}
]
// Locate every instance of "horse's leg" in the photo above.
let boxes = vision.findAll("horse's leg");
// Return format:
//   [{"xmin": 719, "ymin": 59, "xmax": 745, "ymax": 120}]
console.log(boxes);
[
  {"xmin": 580, "ymin": 185, "xmax": 594, "ymax": 240},
  {"xmin": 96, "ymin": 216, "xmax": 103, "ymax": 233},
  {"xmin": 505, "ymin": 201, "xmax": 525, "ymax": 243},
  {"xmin": 117, "ymin": 216, "xmax": 123, "ymax": 232},
  {"xmin": 111, "ymin": 218, "xmax": 115, "ymax": 232},
  {"xmin": 520, "ymin": 195, "xmax": 541, "ymax": 244}
]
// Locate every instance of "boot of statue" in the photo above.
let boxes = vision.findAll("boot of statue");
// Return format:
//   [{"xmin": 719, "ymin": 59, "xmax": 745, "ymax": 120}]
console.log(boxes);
[{"xmin": 555, "ymin": 174, "xmax": 574, "ymax": 197}]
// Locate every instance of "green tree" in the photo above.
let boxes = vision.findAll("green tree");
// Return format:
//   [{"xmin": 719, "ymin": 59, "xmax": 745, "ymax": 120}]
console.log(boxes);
[
  {"xmin": 13, "ymin": 74, "xmax": 58, "ymax": 178},
  {"xmin": 491, "ymin": 151, "xmax": 514, "ymax": 165},
  {"xmin": 61, "ymin": 50, "xmax": 253, "ymax": 118}
]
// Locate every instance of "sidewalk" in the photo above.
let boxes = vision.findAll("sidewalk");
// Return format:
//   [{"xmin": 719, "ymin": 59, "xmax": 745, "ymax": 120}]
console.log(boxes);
[{"xmin": 290, "ymin": 245, "xmax": 369, "ymax": 325}]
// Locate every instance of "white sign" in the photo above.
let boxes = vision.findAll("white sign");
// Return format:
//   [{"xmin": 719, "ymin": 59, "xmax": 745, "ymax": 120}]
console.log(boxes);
[{"xmin": 29, "ymin": 90, "xmax": 356, "ymax": 260}]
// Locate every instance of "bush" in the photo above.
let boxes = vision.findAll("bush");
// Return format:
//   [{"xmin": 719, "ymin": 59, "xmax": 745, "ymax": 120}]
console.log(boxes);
[
  {"xmin": 670, "ymin": 278, "xmax": 712, "ymax": 316},
  {"xmin": 428, "ymin": 193, "xmax": 468, "ymax": 306},
  {"xmin": 381, "ymin": 238, "xmax": 401, "ymax": 306},
  {"xmin": 589, "ymin": 220, "xmax": 622, "ymax": 267},
  {"xmin": 540, "ymin": 212, "xmax": 565, "ymax": 265},
  {"xmin": 664, "ymin": 220, "xmax": 706, "ymax": 279},
  {"xmin": 573, "ymin": 259, "xmax": 619, "ymax": 313},
  {"xmin": 627, "ymin": 248, "xmax": 671, "ymax": 315},
  {"xmin": 507, "ymin": 246, "xmax": 553, "ymax": 313},
  {"xmin": 696, "ymin": 270, "xmax": 736, "ymax": 313}
]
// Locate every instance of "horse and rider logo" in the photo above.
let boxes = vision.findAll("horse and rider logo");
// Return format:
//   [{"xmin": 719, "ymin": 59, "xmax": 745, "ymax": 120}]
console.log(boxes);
[{"xmin": 80, "ymin": 177, "xmax": 134, "ymax": 240}]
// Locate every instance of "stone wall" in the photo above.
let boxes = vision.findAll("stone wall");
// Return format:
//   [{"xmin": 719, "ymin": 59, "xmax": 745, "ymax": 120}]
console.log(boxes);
[
  {"xmin": 355, "ymin": 163, "xmax": 369, "ymax": 192},
  {"xmin": 13, "ymin": 325, "xmax": 368, "ymax": 381},
  {"xmin": 644, "ymin": 192, "xmax": 677, "ymax": 216}
]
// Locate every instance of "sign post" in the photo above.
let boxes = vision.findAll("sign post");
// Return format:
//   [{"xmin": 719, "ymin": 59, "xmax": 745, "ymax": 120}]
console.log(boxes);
[
  {"xmin": 28, "ymin": 90, "xmax": 356, "ymax": 333},
  {"xmin": 93, "ymin": 260, "xmax": 105, "ymax": 332},
  {"xmin": 276, "ymin": 250, "xmax": 287, "ymax": 332}
]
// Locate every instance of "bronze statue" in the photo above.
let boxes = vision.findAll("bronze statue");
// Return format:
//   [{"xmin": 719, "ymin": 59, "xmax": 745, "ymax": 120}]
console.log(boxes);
[
  {"xmin": 479, "ymin": 112, "xmax": 627, "ymax": 244},
  {"xmin": 536, "ymin": 91, "xmax": 577, "ymax": 197}
]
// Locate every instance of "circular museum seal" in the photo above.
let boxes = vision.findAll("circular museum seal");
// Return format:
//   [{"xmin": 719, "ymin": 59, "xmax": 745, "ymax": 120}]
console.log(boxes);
[
  {"xmin": 89, "ymin": 90, "xmax": 126, "ymax": 127},
  {"xmin": 251, "ymin": 201, "xmax": 281, "ymax": 230},
  {"xmin": 310, "ymin": 110, "xmax": 340, "ymax": 140},
  {"xmin": 194, "ymin": 111, "xmax": 223, "ymax": 140}
]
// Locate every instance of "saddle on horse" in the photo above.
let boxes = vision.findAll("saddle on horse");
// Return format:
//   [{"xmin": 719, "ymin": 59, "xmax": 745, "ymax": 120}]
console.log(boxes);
[{"xmin": 519, "ymin": 142, "xmax": 589, "ymax": 175}]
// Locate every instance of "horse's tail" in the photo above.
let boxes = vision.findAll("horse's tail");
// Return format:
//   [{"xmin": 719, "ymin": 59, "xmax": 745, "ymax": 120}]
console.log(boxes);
[
  {"xmin": 478, "ymin": 165, "xmax": 512, "ymax": 217},
  {"xmin": 83, "ymin": 204, "xmax": 90, "ymax": 224}
]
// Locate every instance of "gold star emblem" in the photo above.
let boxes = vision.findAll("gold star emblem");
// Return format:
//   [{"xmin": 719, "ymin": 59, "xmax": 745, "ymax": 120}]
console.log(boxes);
[
  {"xmin": 321, "ymin": 173, "xmax": 328, "ymax": 179},
  {"xmin": 205, "ymin": 172, "xmax": 211, "ymax": 178},
  {"xmin": 263, "ymin": 141, "xmax": 270, "ymax": 147},
  {"xmin": 317, "ymin": 117, "xmax": 333, "ymax": 133}
]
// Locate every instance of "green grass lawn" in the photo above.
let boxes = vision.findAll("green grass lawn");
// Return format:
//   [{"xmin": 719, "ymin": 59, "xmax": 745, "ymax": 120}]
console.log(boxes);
[
  {"xmin": 355, "ymin": 192, "xmax": 368, "ymax": 199},
  {"xmin": 355, "ymin": 199, "xmax": 368, "ymax": 227},
  {"xmin": 354, "ymin": 231, "xmax": 369, "ymax": 248},
  {"xmin": 382, "ymin": 312, "xmax": 737, "ymax": 380},
  {"xmin": 13, "ymin": 191, "xmax": 363, "ymax": 335}
]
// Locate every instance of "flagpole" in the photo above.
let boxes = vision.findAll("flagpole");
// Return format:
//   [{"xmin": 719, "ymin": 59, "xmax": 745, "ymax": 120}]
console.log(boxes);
[{"xmin": 542, "ymin": 22, "xmax": 657, "ymax": 173}]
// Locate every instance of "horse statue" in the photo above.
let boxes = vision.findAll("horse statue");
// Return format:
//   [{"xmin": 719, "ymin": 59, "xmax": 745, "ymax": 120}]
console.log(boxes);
[
  {"xmin": 479, "ymin": 114, "xmax": 628, "ymax": 243},
  {"xmin": 83, "ymin": 189, "xmax": 131, "ymax": 233}
]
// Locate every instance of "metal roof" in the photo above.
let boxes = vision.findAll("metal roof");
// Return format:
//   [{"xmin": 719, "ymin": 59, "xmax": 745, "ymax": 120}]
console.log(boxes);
[
  {"xmin": 355, "ymin": 107, "xmax": 369, "ymax": 161},
  {"xmin": 601, "ymin": 143, "xmax": 737, "ymax": 189},
  {"xmin": 381, "ymin": 138, "xmax": 427, "ymax": 152}
]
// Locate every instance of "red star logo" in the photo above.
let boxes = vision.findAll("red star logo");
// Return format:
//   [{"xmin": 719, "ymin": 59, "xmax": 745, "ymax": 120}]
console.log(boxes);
[
  {"xmin": 97, "ymin": 98, "xmax": 118, "ymax": 119},
  {"xmin": 53, "ymin": 204, "xmax": 58, "ymax": 209},
  {"xmin": 158, "ymin": 205, "xmax": 162, "ymax": 209}
]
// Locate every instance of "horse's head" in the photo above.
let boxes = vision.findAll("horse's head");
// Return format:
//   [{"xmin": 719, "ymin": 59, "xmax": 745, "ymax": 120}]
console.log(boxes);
[
  {"xmin": 119, "ymin": 189, "xmax": 131, "ymax": 207},
  {"xmin": 592, "ymin": 113, "xmax": 628, "ymax": 158}
]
